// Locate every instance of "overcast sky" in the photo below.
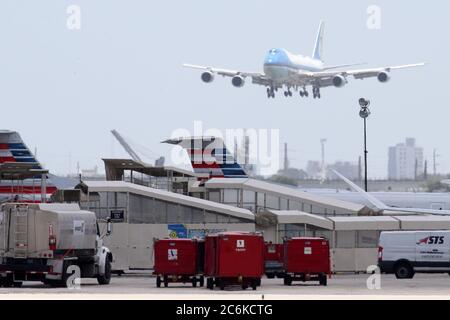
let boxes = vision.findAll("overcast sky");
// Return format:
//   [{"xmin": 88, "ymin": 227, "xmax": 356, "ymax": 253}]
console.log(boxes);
[{"xmin": 0, "ymin": 1, "xmax": 448, "ymax": 178}]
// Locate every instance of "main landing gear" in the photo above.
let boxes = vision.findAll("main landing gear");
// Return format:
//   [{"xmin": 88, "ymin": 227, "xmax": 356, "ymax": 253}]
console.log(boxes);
[
  {"xmin": 312, "ymin": 86, "xmax": 321, "ymax": 99},
  {"xmin": 299, "ymin": 87, "xmax": 309, "ymax": 98},
  {"xmin": 266, "ymin": 86, "xmax": 321, "ymax": 99},
  {"xmin": 283, "ymin": 89, "xmax": 293, "ymax": 97}
]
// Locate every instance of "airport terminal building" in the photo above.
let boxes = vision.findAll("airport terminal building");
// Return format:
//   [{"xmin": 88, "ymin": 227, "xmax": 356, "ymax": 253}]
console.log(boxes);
[
  {"xmin": 76, "ymin": 180, "xmax": 255, "ymax": 271},
  {"xmin": 52, "ymin": 159, "xmax": 450, "ymax": 273}
]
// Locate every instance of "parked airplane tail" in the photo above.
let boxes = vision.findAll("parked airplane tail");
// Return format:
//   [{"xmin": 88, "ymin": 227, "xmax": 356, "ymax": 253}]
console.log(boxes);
[
  {"xmin": 0, "ymin": 130, "xmax": 41, "ymax": 168},
  {"xmin": 163, "ymin": 136, "xmax": 248, "ymax": 178},
  {"xmin": 312, "ymin": 20, "xmax": 325, "ymax": 61},
  {"xmin": 0, "ymin": 130, "xmax": 60, "ymax": 203}
]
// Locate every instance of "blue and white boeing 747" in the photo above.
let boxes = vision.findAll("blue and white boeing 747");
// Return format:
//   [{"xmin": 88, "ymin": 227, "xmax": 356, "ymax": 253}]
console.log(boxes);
[{"xmin": 183, "ymin": 21, "xmax": 425, "ymax": 99}]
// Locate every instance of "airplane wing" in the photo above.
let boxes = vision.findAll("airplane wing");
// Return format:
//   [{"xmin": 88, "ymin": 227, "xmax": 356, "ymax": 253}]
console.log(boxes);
[
  {"xmin": 183, "ymin": 64, "xmax": 272, "ymax": 86},
  {"xmin": 307, "ymin": 63, "xmax": 425, "ymax": 84},
  {"xmin": 332, "ymin": 170, "xmax": 450, "ymax": 216}
]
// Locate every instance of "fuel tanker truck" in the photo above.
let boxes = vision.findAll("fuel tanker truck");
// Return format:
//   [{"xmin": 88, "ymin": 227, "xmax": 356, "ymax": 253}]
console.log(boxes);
[{"xmin": 0, "ymin": 203, "xmax": 112, "ymax": 288}]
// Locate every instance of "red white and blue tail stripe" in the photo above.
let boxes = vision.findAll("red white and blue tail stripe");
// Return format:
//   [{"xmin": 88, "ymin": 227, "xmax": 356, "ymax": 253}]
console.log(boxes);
[
  {"xmin": 0, "ymin": 131, "xmax": 41, "ymax": 168},
  {"xmin": 163, "ymin": 136, "xmax": 248, "ymax": 178},
  {"xmin": 0, "ymin": 130, "xmax": 57, "ymax": 202}
]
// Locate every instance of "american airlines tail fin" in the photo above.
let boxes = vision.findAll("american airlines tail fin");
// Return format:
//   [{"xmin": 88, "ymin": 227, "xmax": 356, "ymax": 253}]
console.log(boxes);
[
  {"xmin": 0, "ymin": 130, "xmax": 42, "ymax": 169},
  {"xmin": 163, "ymin": 136, "xmax": 248, "ymax": 178},
  {"xmin": 312, "ymin": 21, "xmax": 325, "ymax": 61}
]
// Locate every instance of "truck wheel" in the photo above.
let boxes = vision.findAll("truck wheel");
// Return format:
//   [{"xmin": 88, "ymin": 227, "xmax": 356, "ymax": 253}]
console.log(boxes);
[
  {"xmin": 199, "ymin": 276, "xmax": 204, "ymax": 287},
  {"xmin": 394, "ymin": 262, "xmax": 414, "ymax": 279},
  {"xmin": 156, "ymin": 276, "xmax": 161, "ymax": 288},
  {"xmin": 251, "ymin": 279, "xmax": 257, "ymax": 291},
  {"xmin": 13, "ymin": 281, "xmax": 23, "ymax": 288},
  {"xmin": 206, "ymin": 278, "xmax": 213, "ymax": 290},
  {"xmin": 3, "ymin": 276, "xmax": 13, "ymax": 288},
  {"xmin": 97, "ymin": 256, "xmax": 112, "ymax": 285},
  {"xmin": 163, "ymin": 275, "xmax": 169, "ymax": 288},
  {"xmin": 192, "ymin": 278, "xmax": 197, "ymax": 287},
  {"xmin": 319, "ymin": 273, "xmax": 327, "ymax": 286},
  {"xmin": 59, "ymin": 261, "xmax": 74, "ymax": 288},
  {"xmin": 216, "ymin": 279, "xmax": 225, "ymax": 290},
  {"xmin": 266, "ymin": 273, "xmax": 275, "ymax": 279},
  {"xmin": 284, "ymin": 275, "xmax": 292, "ymax": 286}
]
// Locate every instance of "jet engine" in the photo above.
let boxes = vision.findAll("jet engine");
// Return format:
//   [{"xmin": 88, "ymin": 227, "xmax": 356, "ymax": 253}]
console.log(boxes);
[
  {"xmin": 332, "ymin": 75, "xmax": 347, "ymax": 88},
  {"xmin": 377, "ymin": 71, "xmax": 390, "ymax": 83},
  {"xmin": 231, "ymin": 75, "xmax": 245, "ymax": 88},
  {"xmin": 201, "ymin": 71, "xmax": 214, "ymax": 83}
]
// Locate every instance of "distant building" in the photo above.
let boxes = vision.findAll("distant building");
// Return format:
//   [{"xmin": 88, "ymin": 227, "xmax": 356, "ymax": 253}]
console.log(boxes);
[
  {"xmin": 388, "ymin": 138, "xmax": 424, "ymax": 180},
  {"xmin": 276, "ymin": 168, "xmax": 308, "ymax": 181},
  {"xmin": 328, "ymin": 161, "xmax": 360, "ymax": 180}
]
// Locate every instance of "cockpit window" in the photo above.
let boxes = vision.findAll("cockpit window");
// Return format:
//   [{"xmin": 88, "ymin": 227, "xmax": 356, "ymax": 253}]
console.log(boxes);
[{"xmin": 270, "ymin": 49, "xmax": 277, "ymax": 54}]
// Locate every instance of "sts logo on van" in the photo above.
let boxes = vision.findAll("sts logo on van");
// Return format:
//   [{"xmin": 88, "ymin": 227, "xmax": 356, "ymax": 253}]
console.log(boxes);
[{"xmin": 416, "ymin": 236, "xmax": 444, "ymax": 245}]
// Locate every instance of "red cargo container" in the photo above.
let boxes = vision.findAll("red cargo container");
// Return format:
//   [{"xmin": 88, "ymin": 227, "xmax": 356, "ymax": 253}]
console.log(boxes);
[
  {"xmin": 264, "ymin": 242, "xmax": 285, "ymax": 278},
  {"xmin": 283, "ymin": 237, "xmax": 331, "ymax": 286},
  {"xmin": 204, "ymin": 232, "xmax": 264, "ymax": 290},
  {"xmin": 153, "ymin": 238, "xmax": 204, "ymax": 288}
]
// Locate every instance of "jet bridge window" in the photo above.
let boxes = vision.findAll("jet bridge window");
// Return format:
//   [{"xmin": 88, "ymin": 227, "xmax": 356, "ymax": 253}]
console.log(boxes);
[
  {"xmin": 205, "ymin": 210, "xmax": 218, "ymax": 223},
  {"xmin": 192, "ymin": 208, "xmax": 204, "ymax": 223},
  {"xmin": 152, "ymin": 199, "xmax": 168, "ymax": 223},
  {"xmin": 357, "ymin": 231, "xmax": 379, "ymax": 248},
  {"xmin": 336, "ymin": 231, "xmax": 357, "ymax": 248}
]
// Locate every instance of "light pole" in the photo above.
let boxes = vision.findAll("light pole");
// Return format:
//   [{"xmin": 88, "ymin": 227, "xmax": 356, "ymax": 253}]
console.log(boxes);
[{"xmin": 359, "ymin": 98, "xmax": 371, "ymax": 192}]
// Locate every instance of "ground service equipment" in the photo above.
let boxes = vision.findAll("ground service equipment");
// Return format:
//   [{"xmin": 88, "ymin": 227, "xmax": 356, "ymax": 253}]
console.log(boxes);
[
  {"xmin": 0, "ymin": 203, "xmax": 112, "ymax": 287},
  {"xmin": 204, "ymin": 232, "xmax": 264, "ymax": 290},
  {"xmin": 264, "ymin": 242, "xmax": 285, "ymax": 279},
  {"xmin": 378, "ymin": 231, "xmax": 450, "ymax": 279},
  {"xmin": 153, "ymin": 238, "xmax": 204, "ymax": 287},
  {"xmin": 283, "ymin": 237, "xmax": 330, "ymax": 286}
]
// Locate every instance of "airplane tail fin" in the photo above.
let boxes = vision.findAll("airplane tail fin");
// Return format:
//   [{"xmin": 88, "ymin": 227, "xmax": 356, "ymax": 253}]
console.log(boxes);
[
  {"xmin": 331, "ymin": 170, "xmax": 388, "ymax": 210},
  {"xmin": 0, "ymin": 130, "xmax": 42, "ymax": 169},
  {"xmin": 163, "ymin": 136, "xmax": 248, "ymax": 178},
  {"xmin": 312, "ymin": 21, "xmax": 325, "ymax": 61}
]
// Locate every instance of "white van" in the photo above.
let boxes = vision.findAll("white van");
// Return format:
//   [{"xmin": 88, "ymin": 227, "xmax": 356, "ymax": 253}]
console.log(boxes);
[{"xmin": 378, "ymin": 231, "xmax": 450, "ymax": 279}]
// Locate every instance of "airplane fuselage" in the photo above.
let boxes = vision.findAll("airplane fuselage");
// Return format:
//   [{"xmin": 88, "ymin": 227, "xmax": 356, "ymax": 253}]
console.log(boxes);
[
  {"xmin": 184, "ymin": 21, "xmax": 425, "ymax": 100},
  {"xmin": 263, "ymin": 48, "xmax": 323, "ymax": 82}
]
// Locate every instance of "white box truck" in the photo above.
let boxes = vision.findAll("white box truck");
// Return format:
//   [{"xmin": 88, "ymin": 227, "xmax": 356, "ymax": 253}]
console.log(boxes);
[
  {"xmin": 378, "ymin": 231, "xmax": 450, "ymax": 279},
  {"xmin": 0, "ymin": 203, "xmax": 112, "ymax": 287}
]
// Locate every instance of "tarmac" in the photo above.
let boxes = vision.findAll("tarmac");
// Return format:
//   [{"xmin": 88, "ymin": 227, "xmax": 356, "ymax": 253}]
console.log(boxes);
[{"xmin": 1, "ymin": 273, "xmax": 450, "ymax": 299}]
